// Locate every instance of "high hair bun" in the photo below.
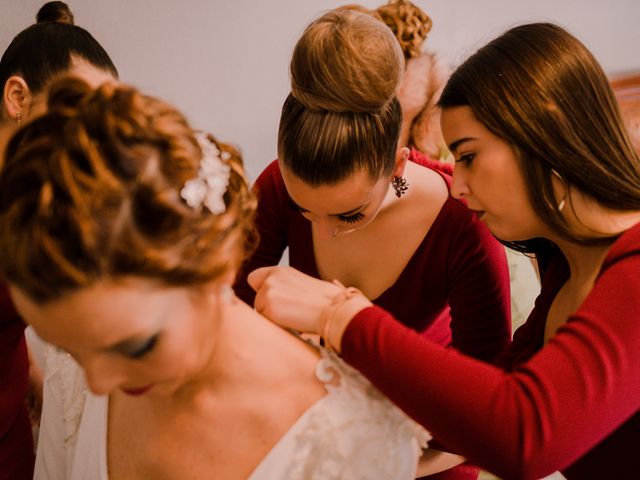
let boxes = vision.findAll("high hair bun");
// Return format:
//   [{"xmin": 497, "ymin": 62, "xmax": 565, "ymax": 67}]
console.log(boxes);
[
  {"xmin": 36, "ymin": 1, "xmax": 75, "ymax": 25},
  {"xmin": 290, "ymin": 9, "xmax": 404, "ymax": 113}
]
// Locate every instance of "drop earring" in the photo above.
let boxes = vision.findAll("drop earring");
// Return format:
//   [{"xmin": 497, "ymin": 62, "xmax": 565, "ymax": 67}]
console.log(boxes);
[
  {"xmin": 391, "ymin": 176, "xmax": 409, "ymax": 198},
  {"xmin": 551, "ymin": 169, "xmax": 567, "ymax": 212},
  {"xmin": 557, "ymin": 198, "xmax": 566, "ymax": 212},
  {"xmin": 16, "ymin": 112, "xmax": 22, "ymax": 126}
]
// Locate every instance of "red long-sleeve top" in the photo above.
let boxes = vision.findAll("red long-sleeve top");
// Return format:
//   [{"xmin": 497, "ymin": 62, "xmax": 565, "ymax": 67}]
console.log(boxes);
[
  {"xmin": 342, "ymin": 223, "xmax": 640, "ymax": 479},
  {"xmin": 235, "ymin": 151, "xmax": 511, "ymax": 364},
  {"xmin": 0, "ymin": 283, "xmax": 34, "ymax": 480}
]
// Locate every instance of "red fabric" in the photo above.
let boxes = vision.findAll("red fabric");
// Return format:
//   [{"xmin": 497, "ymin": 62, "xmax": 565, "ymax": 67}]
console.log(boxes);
[
  {"xmin": 234, "ymin": 152, "xmax": 511, "ymax": 480},
  {"xmin": 341, "ymin": 223, "xmax": 640, "ymax": 479},
  {"xmin": 0, "ymin": 283, "xmax": 34, "ymax": 480},
  {"xmin": 235, "ymin": 151, "xmax": 511, "ymax": 363}
]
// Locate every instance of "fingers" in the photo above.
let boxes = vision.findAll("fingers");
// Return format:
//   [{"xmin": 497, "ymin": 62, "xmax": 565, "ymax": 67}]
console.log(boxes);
[{"xmin": 247, "ymin": 266, "xmax": 279, "ymax": 292}]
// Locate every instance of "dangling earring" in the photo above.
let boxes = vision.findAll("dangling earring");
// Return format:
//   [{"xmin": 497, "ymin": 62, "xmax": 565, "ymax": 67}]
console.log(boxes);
[
  {"xmin": 16, "ymin": 112, "xmax": 22, "ymax": 126},
  {"xmin": 551, "ymin": 169, "xmax": 567, "ymax": 212},
  {"xmin": 391, "ymin": 176, "xmax": 409, "ymax": 198},
  {"xmin": 557, "ymin": 198, "xmax": 566, "ymax": 212}
]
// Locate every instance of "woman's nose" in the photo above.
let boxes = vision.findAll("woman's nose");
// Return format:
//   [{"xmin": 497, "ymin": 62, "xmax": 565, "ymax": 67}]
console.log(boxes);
[
  {"xmin": 311, "ymin": 216, "xmax": 339, "ymax": 240},
  {"xmin": 82, "ymin": 356, "xmax": 125, "ymax": 396},
  {"xmin": 451, "ymin": 166, "xmax": 470, "ymax": 200}
]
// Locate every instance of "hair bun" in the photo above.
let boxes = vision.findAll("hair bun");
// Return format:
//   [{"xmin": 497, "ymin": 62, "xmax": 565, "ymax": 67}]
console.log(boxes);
[
  {"xmin": 36, "ymin": 1, "xmax": 75, "ymax": 25},
  {"xmin": 376, "ymin": 0, "xmax": 432, "ymax": 60},
  {"xmin": 290, "ymin": 9, "xmax": 404, "ymax": 113},
  {"xmin": 47, "ymin": 75, "xmax": 93, "ymax": 113}
]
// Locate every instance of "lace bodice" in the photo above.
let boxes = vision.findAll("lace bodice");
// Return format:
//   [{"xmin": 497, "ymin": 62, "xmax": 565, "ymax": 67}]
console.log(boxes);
[{"xmin": 34, "ymin": 345, "xmax": 430, "ymax": 479}]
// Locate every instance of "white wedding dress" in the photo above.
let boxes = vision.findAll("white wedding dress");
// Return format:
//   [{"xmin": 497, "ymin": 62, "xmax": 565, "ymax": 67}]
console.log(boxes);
[{"xmin": 34, "ymin": 345, "xmax": 430, "ymax": 479}]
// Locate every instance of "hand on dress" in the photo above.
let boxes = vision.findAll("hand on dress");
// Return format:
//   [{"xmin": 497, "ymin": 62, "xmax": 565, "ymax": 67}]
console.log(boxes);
[{"xmin": 248, "ymin": 266, "xmax": 344, "ymax": 334}]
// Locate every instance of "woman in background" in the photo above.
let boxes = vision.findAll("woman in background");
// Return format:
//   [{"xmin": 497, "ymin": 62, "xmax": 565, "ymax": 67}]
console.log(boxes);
[
  {"xmin": 234, "ymin": 10, "xmax": 511, "ymax": 479},
  {"xmin": 0, "ymin": 2, "xmax": 116, "ymax": 478}
]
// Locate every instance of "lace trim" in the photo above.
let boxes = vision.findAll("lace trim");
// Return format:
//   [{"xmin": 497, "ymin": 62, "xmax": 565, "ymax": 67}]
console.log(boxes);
[
  {"xmin": 43, "ymin": 345, "xmax": 88, "ymax": 448},
  {"xmin": 283, "ymin": 348, "xmax": 431, "ymax": 479}
]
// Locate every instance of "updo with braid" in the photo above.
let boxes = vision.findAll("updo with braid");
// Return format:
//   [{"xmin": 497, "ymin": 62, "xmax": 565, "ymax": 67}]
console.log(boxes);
[
  {"xmin": 375, "ymin": 0, "xmax": 432, "ymax": 60},
  {"xmin": 0, "ymin": 77, "xmax": 256, "ymax": 302}
]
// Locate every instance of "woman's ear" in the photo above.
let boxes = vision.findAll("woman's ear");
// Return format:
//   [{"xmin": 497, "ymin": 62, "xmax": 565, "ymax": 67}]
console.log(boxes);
[
  {"xmin": 3, "ymin": 76, "xmax": 32, "ymax": 121},
  {"xmin": 392, "ymin": 146, "xmax": 410, "ymax": 178}
]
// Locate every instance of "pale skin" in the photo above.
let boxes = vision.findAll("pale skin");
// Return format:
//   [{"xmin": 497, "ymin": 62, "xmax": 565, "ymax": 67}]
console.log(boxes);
[
  {"xmin": 281, "ymin": 146, "xmax": 448, "ymax": 301},
  {"xmin": 12, "ymin": 278, "xmax": 328, "ymax": 479},
  {"xmin": 11, "ymin": 275, "xmax": 459, "ymax": 478},
  {"xmin": 249, "ymin": 105, "xmax": 640, "ymax": 347}
]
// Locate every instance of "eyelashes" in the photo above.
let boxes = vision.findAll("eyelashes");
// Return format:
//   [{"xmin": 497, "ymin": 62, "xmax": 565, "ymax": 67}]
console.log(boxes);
[
  {"xmin": 127, "ymin": 335, "xmax": 159, "ymax": 359},
  {"xmin": 289, "ymin": 198, "xmax": 365, "ymax": 225},
  {"xmin": 338, "ymin": 212, "xmax": 364, "ymax": 224},
  {"xmin": 455, "ymin": 153, "xmax": 475, "ymax": 165}
]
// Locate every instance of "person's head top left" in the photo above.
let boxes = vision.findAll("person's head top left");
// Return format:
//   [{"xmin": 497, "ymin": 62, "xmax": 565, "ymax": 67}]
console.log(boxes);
[
  {"xmin": 0, "ymin": 76, "xmax": 257, "ymax": 303},
  {"xmin": 0, "ymin": 1, "xmax": 118, "ymax": 126}
]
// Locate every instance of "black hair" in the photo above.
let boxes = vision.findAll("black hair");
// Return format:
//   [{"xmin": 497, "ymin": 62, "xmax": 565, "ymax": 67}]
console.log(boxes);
[{"xmin": 0, "ymin": 2, "xmax": 117, "ymax": 99}]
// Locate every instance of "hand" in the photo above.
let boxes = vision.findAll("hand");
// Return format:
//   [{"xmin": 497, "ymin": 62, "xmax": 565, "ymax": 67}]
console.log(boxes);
[{"xmin": 248, "ymin": 266, "xmax": 344, "ymax": 334}]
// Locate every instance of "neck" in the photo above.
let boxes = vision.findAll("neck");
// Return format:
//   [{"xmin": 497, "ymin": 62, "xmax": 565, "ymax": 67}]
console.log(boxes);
[
  {"xmin": 553, "ymin": 239, "xmax": 612, "ymax": 282},
  {"xmin": 0, "ymin": 123, "xmax": 16, "ymax": 159},
  {"xmin": 170, "ymin": 296, "xmax": 310, "ymax": 402},
  {"xmin": 548, "ymin": 195, "xmax": 640, "ymax": 280}
]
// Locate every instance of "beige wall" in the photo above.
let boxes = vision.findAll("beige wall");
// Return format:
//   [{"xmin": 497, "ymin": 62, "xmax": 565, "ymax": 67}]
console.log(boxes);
[{"xmin": 3, "ymin": 0, "xmax": 640, "ymax": 181}]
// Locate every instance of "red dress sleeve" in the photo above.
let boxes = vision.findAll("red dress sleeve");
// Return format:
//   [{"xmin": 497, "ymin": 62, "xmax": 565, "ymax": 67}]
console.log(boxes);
[
  {"xmin": 444, "ymin": 202, "xmax": 511, "ymax": 362},
  {"xmin": 341, "ymin": 233, "xmax": 640, "ymax": 479},
  {"xmin": 0, "ymin": 283, "xmax": 35, "ymax": 479},
  {"xmin": 234, "ymin": 160, "xmax": 289, "ymax": 305}
]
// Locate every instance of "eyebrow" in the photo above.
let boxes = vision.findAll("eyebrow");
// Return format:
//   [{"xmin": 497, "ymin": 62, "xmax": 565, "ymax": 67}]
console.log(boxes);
[
  {"xmin": 447, "ymin": 137, "xmax": 477, "ymax": 154},
  {"xmin": 289, "ymin": 197, "xmax": 367, "ymax": 217}
]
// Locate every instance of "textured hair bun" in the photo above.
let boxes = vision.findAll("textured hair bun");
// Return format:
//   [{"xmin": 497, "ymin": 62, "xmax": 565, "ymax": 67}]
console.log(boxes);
[
  {"xmin": 376, "ymin": 0, "xmax": 432, "ymax": 60},
  {"xmin": 36, "ymin": 1, "xmax": 75, "ymax": 25},
  {"xmin": 290, "ymin": 9, "xmax": 404, "ymax": 113}
]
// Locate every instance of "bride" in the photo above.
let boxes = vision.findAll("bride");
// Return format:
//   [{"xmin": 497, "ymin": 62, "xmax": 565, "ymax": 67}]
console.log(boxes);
[{"xmin": 0, "ymin": 76, "xmax": 462, "ymax": 479}]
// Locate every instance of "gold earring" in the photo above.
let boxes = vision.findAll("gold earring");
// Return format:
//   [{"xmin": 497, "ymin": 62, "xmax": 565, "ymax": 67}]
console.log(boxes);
[{"xmin": 16, "ymin": 112, "xmax": 22, "ymax": 125}]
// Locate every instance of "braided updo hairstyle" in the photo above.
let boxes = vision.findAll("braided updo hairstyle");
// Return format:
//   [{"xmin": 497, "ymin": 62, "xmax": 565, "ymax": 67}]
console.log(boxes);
[
  {"xmin": 0, "ymin": 77, "xmax": 256, "ymax": 302},
  {"xmin": 375, "ymin": 0, "xmax": 432, "ymax": 60},
  {"xmin": 278, "ymin": 9, "xmax": 404, "ymax": 185}
]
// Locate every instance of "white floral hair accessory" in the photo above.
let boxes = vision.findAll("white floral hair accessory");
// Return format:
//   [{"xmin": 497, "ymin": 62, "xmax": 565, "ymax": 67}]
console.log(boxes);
[{"xmin": 180, "ymin": 132, "xmax": 231, "ymax": 214}]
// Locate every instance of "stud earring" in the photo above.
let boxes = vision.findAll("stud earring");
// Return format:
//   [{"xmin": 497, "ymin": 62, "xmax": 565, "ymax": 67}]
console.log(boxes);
[
  {"xmin": 391, "ymin": 176, "xmax": 409, "ymax": 198},
  {"xmin": 16, "ymin": 112, "xmax": 22, "ymax": 125}
]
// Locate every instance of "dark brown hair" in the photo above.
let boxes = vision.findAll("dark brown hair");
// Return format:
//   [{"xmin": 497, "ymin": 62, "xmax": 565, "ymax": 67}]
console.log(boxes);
[
  {"xmin": 278, "ymin": 9, "xmax": 404, "ymax": 185},
  {"xmin": 36, "ymin": 1, "xmax": 75, "ymax": 24},
  {"xmin": 0, "ymin": 2, "xmax": 117, "ymax": 104},
  {"xmin": 0, "ymin": 77, "xmax": 256, "ymax": 302},
  {"xmin": 439, "ymin": 23, "xmax": 640, "ymax": 252}
]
